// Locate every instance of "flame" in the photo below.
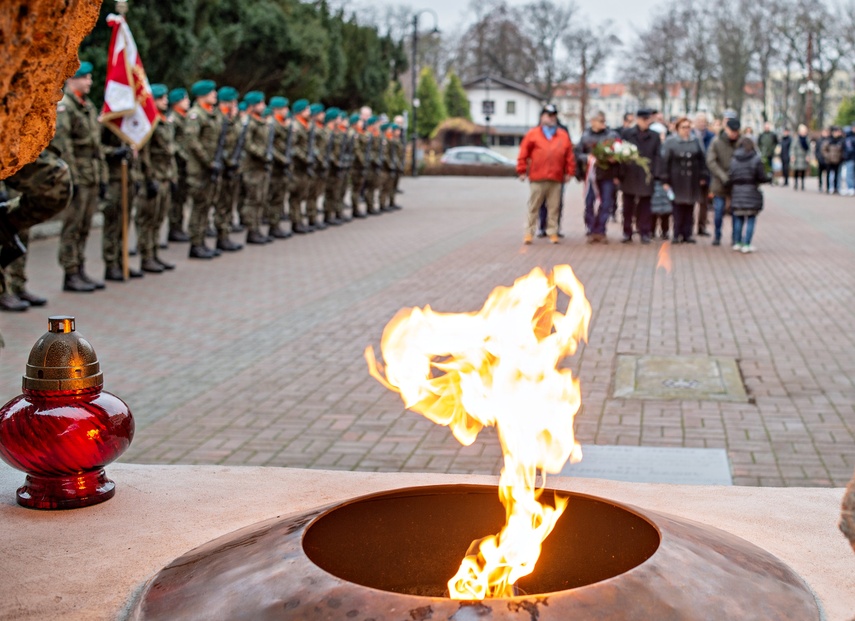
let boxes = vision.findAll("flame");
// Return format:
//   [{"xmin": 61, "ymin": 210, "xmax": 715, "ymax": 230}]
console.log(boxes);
[
  {"xmin": 365, "ymin": 265, "xmax": 591, "ymax": 599},
  {"xmin": 657, "ymin": 241, "xmax": 672, "ymax": 273}
]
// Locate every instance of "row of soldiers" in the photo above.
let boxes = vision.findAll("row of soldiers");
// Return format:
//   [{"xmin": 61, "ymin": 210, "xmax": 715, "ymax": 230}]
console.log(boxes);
[{"xmin": 28, "ymin": 62, "xmax": 406, "ymax": 297}]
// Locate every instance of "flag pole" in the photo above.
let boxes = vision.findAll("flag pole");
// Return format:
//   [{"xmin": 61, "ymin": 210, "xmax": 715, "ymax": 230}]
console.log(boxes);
[{"xmin": 117, "ymin": 0, "xmax": 129, "ymax": 281}]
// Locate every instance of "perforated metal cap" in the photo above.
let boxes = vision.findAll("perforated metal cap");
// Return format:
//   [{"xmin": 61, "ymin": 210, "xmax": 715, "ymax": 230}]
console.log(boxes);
[{"xmin": 23, "ymin": 316, "xmax": 103, "ymax": 391}]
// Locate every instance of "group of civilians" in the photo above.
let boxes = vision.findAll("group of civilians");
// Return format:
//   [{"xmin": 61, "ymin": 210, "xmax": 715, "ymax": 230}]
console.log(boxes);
[{"xmin": 517, "ymin": 106, "xmax": 770, "ymax": 254}]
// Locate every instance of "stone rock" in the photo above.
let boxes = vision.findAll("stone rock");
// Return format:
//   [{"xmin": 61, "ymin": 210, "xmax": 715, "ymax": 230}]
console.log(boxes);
[
  {"xmin": 842, "ymin": 468, "xmax": 855, "ymax": 554},
  {"xmin": 0, "ymin": 1, "xmax": 102, "ymax": 179}
]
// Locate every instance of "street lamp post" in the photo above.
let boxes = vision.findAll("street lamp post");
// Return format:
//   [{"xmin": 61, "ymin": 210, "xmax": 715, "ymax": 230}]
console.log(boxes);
[{"xmin": 410, "ymin": 8, "xmax": 439, "ymax": 178}]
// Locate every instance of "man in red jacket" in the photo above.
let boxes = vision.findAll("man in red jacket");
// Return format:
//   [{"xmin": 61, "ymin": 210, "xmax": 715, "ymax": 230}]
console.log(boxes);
[{"xmin": 517, "ymin": 104, "xmax": 576, "ymax": 244}]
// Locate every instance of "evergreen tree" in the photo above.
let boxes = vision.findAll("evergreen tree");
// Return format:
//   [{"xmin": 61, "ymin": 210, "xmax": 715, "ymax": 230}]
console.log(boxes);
[
  {"xmin": 383, "ymin": 80, "xmax": 409, "ymax": 117},
  {"xmin": 443, "ymin": 71, "xmax": 471, "ymax": 120},
  {"xmin": 415, "ymin": 67, "xmax": 446, "ymax": 138},
  {"xmin": 835, "ymin": 96, "xmax": 855, "ymax": 128}
]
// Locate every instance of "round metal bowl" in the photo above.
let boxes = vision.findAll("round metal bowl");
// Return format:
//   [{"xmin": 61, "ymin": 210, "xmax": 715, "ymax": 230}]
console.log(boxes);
[{"xmin": 131, "ymin": 484, "xmax": 820, "ymax": 620}]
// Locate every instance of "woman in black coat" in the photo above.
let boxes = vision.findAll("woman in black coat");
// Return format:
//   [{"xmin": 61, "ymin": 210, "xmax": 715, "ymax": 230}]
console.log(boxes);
[
  {"xmin": 728, "ymin": 136, "xmax": 772, "ymax": 253},
  {"xmin": 660, "ymin": 117, "xmax": 709, "ymax": 243}
]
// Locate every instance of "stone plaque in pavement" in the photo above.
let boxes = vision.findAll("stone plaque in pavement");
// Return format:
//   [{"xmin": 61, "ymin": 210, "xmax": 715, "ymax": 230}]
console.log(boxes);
[
  {"xmin": 559, "ymin": 445, "xmax": 733, "ymax": 485},
  {"xmin": 613, "ymin": 355, "xmax": 749, "ymax": 402}
]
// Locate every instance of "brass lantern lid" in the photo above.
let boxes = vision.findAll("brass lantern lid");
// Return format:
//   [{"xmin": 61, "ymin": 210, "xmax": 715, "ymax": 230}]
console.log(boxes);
[{"xmin": 23, "ymin": 316, "xmax": 103, "ymax": 391}]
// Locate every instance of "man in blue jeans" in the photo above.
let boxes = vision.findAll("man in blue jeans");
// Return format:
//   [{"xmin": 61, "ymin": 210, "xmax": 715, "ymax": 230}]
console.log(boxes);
[
  {"xmin": 575, "ymin": 111, "xmax": 620, "ymax": 243},
  {"xmin": 706, "ymin": 117, "xmax": 741, "ymax": 246}
]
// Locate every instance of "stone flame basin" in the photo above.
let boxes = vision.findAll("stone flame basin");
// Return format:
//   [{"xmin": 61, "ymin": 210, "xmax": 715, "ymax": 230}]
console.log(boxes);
[{"xmin": 131, "ymin": 484, "xmax": 819, "ymax": 620}]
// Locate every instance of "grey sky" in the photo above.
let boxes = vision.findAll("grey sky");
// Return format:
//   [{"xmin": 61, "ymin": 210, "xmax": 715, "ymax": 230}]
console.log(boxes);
[{"xmin": 348, "ymin": 0, "xmax": 656, "ymax": 81}]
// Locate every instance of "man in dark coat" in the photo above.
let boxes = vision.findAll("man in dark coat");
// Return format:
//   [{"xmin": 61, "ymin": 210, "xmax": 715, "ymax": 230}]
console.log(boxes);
[
  {"xmin": 692, "ymin": 112, "xmax": 714, "ymax": 236},
  {"xmin": 619, "ymin": 108, "xmax": 660, "ymax": 244},
  {"xmin": 575, "ymin": 110, "xmax": 620, "ymax": 242},
  {"xmin": 779, "ymin": 128, "xmax": 792, "ymax": 187}
]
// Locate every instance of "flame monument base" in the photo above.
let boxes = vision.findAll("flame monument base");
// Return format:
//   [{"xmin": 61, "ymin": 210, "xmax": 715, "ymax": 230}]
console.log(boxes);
[{"xmin": 131, "ymin": 484, "xmax": 819, "ymax": 620}]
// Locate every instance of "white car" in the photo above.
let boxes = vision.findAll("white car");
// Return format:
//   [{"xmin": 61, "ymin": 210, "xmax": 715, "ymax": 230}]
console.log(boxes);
[{"xmin": 440, "ymin": 147, "xmax": 515, "ymax": 167}]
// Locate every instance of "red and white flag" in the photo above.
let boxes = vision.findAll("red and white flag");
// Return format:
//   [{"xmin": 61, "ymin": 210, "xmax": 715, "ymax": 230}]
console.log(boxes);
[{"xmin": 101, "ymin": 13, "xmax": 158, "ymax": 149}]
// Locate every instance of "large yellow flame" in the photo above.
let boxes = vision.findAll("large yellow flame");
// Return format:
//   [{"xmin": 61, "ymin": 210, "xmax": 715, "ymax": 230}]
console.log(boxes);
[{"xmin": 365, "ymin": 265, "xmax": 591, "ymax": 599}]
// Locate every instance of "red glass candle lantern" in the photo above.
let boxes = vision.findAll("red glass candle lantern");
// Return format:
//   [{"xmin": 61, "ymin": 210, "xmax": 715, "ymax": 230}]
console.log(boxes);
[{"xmin": 0, "ymin": 316, "xmax": 134, "ymax": 509}]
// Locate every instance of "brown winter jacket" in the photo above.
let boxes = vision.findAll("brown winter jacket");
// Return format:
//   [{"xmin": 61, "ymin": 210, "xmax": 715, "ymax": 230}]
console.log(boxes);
[{"xmin": 706, "ymin": 132, "xmax": 738, "ymax": 196}]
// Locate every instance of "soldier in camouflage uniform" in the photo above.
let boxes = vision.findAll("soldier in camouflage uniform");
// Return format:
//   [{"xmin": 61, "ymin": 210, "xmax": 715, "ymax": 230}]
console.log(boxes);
[
  {"xmin": 393, "ymin": 114, "xmax": 406, "ymax": 198},
  {"xmin": 335, "ymin": 114, "xmax": 355, "ymax": 222},
  {"xmin": 101, "ymin": 124, "xmax": 144, "ymax": 281},
  {"xmin": 50, "ymin": 61, "xmax": 109, "ymax": 292},
  {"xmin": 238, "ymin": 91, "xmax": 274, "ymax": 245},
  {"xmin": 213, "ymin": 86, "xmax": 245, "ymax": 252},
  {"xmin": 362, "ymin": 116, "xmax": 383, "ymax": 216},
  {"xmin": 183, "ymin": 80, "xmax": 222, "ymax": 259},
  {"xmin": 138, "ymin": 84, "xmax": 178, "ymax": 273},
  {"xmin": 305, "ymin": 103, "xmax": 328, "ymax": 230},
  {"xmin": 380, "ymin": 123, "xmax": 404, "ymax": 211},
  {"xmin": 322, "ymin": 108, "xmax": 345, "ymax": 225},
  {"xmin": 349, "ymin": 116, "xmax": 369, "ymax": 219},
  {"xmin": 377, "ymin": 122, "xmax": 394, "ymax": 212},
  {"xmin": 287, "ymin": 99, "xmax": 315, "ymax": 234},
  {"xmin": 266, "ymin": 97, "xmax": 293, "ymax": 239},
  {"xmin": 0, "ymin": 147, "xmax": 72, "ymax": 311},
  {"xmin": 167, "ymin": 87, "xmax": 191, "ymax": 242}
]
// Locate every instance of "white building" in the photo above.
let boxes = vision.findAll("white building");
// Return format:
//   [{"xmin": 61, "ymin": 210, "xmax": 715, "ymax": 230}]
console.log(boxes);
[{"xmin": 463, "ymin": 75, "xmax": 544, "ymax": 147}]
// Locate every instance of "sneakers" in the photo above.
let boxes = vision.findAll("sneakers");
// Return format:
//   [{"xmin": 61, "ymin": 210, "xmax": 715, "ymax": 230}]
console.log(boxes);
[
  {"xmin": 523, "ymin": 233, "xmax": 533, "ymax": 245},
  {"xmin": 732, "ymin": 243, "xmax": 742, "ymax": 251},
  {"xmin": 741, "ymin": 245, "xmax": 755, "ymax": 254}
]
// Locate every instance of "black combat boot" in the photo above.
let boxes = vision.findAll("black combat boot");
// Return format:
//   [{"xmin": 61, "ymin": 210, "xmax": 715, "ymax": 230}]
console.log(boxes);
[
  {"xmin": 246, "ymin": 229, "xmax": 268, "ymax": 245},
  {"xmin": 141, "ymin": 258, "xmax": 165, "ymax": 273},
  {"xmin": 0, "ymin": 292, "xmax": 29, "ymax": 311},
  {"xmin": 16, "ymin": 290, "xmax": 47, "ymax": 306},
  {"xmin": 168, "ymin": 229, "xmax": 190, "ymax": 242},
  {"xmin": 78, "ymin": 266, "xmax": 105, "ymax": 289},
  {"xmin": 216, "ymin": 238, "xmax": 243, "ymax": 252},
  {"xmin": 104, "ymin": 265, "xmax": 124, "ymax": 281},
  {"xmin": 189, "ymin": 244, "xmax": 216, "ymax": 259},
  {"xmin": 155, "ymin": 255, "xmax": 176, "ymax": 270},
  {"xmin": 269, "ymin": 225, "xmax": 292, "ymax": 239},
  {"xmin": 64, "ymin": 272, "xmax": 96, "ymax": 292}
]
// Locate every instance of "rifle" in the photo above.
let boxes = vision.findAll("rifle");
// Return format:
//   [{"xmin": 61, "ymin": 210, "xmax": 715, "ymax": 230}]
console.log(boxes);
[
  {"xmin": 226, "ymin": 117, "xmax": 250, "ymax": 179},
  {"xmin": 323, "ymin": 128, "xmax": 336, "ymax": 172},
  {"xmin": 284, "ymin": 122, "xmax": 295, "ymax": 177},
  {"xmin": 211, "ymin": 117, "xmax": 230, "ymax": 182},
  {"xmin": 364, "ymin": 133, "xmax": 374, "ymax": 175},
  {"xmin": 263, "ymin": 121, "xmax": 276, "ymax": 199},
  {"xmin": 306, "ymin": 121, "xmax": 317, "ymax": 177}
]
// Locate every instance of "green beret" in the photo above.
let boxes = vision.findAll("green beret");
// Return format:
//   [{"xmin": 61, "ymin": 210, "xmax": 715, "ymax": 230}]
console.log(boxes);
[
  {"xmin": 380, "ymin": 123, "xmax": 391, "ymax": 131},
  {"xmin": 391, "ymin": 124, "xmax": 400, "ymax": 131},
  {"xmin": 269, "ymin": 96, "xmax": 289, "ymax": 110},
  {"xmin": 324, "ymin": 109, "xmax": 339, "ymax": 124},
  {"xmin": 217, "ymin": 86, "xmax": 238, "ymax": 102},
  {"xmin": 74, "ymin": 61, "xmax": 94, "ymax": 78},
  {"xmin": 191, "ymin": 80, "xmax": 216, "ymax": 98},
  {"xmin": 262, "ymin": 107, "xmax": 272, "ymax": 117},
  {"xmin": 292, "ymin": 99, "xmax": 309, "ymax": 114},
  {"xmin": 238, "ymin": 101, "xmax": 248, "ymax": 112},
  {"xmin": 349, "ymin": 113, "xmax": 360, "ymax": 125},
  {"xmin": 150, "ymin": 84, "xmax": 168, "ymax": 99},
  {"xmin": 243, "ymin": 90, "xmax": 265, "ymax": 106},
  {"xmin": 309, "ymin": 103, "xmax": 325, "ymax": 116},
  {"xmin": 168, "ymin": 87, "xmax": 188, "ymax": 105},
  {"xmin": 366, "ymin": 115, "xmax": 378, "ymax": 126}
]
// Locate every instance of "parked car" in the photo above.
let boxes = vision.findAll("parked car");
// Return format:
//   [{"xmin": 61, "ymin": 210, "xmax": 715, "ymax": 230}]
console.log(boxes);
[{"xmin": 440, "ymin": 147, "xmax": 515, "ymax": 167}]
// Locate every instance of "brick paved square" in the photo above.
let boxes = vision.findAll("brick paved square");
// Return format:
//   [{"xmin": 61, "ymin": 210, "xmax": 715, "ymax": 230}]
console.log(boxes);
[{"xmin": 0, "ymin": 178, "xmax": 853, "ymax": 487}]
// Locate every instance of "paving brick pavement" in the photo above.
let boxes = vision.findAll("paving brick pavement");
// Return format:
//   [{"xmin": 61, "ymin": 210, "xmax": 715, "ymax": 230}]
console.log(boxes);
[{"xmin": 0, "ymin": 178, "xmax": 853, "ymax": 487}]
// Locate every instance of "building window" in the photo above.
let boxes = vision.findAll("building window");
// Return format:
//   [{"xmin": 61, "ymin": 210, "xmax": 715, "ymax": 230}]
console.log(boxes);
[{"xmin": 506, "ymin": 100, "xmax": 516, "ymax": 115}]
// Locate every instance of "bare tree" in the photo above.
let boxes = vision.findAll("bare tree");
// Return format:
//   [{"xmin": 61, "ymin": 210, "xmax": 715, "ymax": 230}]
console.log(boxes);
[
  {"xmin": 675, "ymin": 0, "xmax": 717, "ymax": 114},
  {"xmin": 622, "ymin": 9, "xmax": 684, "ymax": 112},
  {"xmin": 713, "ymin": 0, "xmax": 754, "ymax": 114},
  {"xmin": 563, "ymin": 18, "xmax": 620, "ymax": 132},
  {"xmin": 520, "ymin": 0, "xmax": 577, "ymax": 99}
]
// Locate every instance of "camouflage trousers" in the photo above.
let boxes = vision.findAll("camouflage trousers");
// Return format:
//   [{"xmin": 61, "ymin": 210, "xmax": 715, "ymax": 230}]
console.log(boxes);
[
  {"xmin": 216, "ymin": 173, "xmax": 239, "ymax": 239},
  {"xmin": 379, "ymin": 169, "xmax": 396, "ymax": 209},
  {"xmin": 306, "ymin": 172, "xmax": 326, "ymax": 222},
  {"xmin": 349, "ymin": 167, "xmax": 365, "ymax": 211},
  {"xmin": 137, "ymin": 180, "xmax": 170, "ymax": 260},
  {"xmin": 59, "ymin": 182, "xmax": 100, "ymax": 273},
  {"xmin": 4, "ymin": 227, "xmax": 28, "ymax": 294},
  {"xmin": 288, "ymin": 171, "xmax": 312, "ymax": 227},
  {"xmin": 324, "ymin": 169, "xmax": 346, "ymax": 220},
  {"xmin": 187, "ymin": 174, "xmax": 217, "ymax": 246},
  {"xmin": 266, "ymin": 170, "xmax": 289, "ymax": 226},
  {"xmin": 362, "ymin": 169, "xmax": 380, "ymax": 214},
  {"xmin": 240, "ymin": 169, "xmax": 268, "ymax": 231},
  {"xmin": 103, "ymin": 179, "xmax": 141, "ymax": 269},
  {"xmin": 170, "ymin": 162, "xmax": 188, "ymax": 232}
]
